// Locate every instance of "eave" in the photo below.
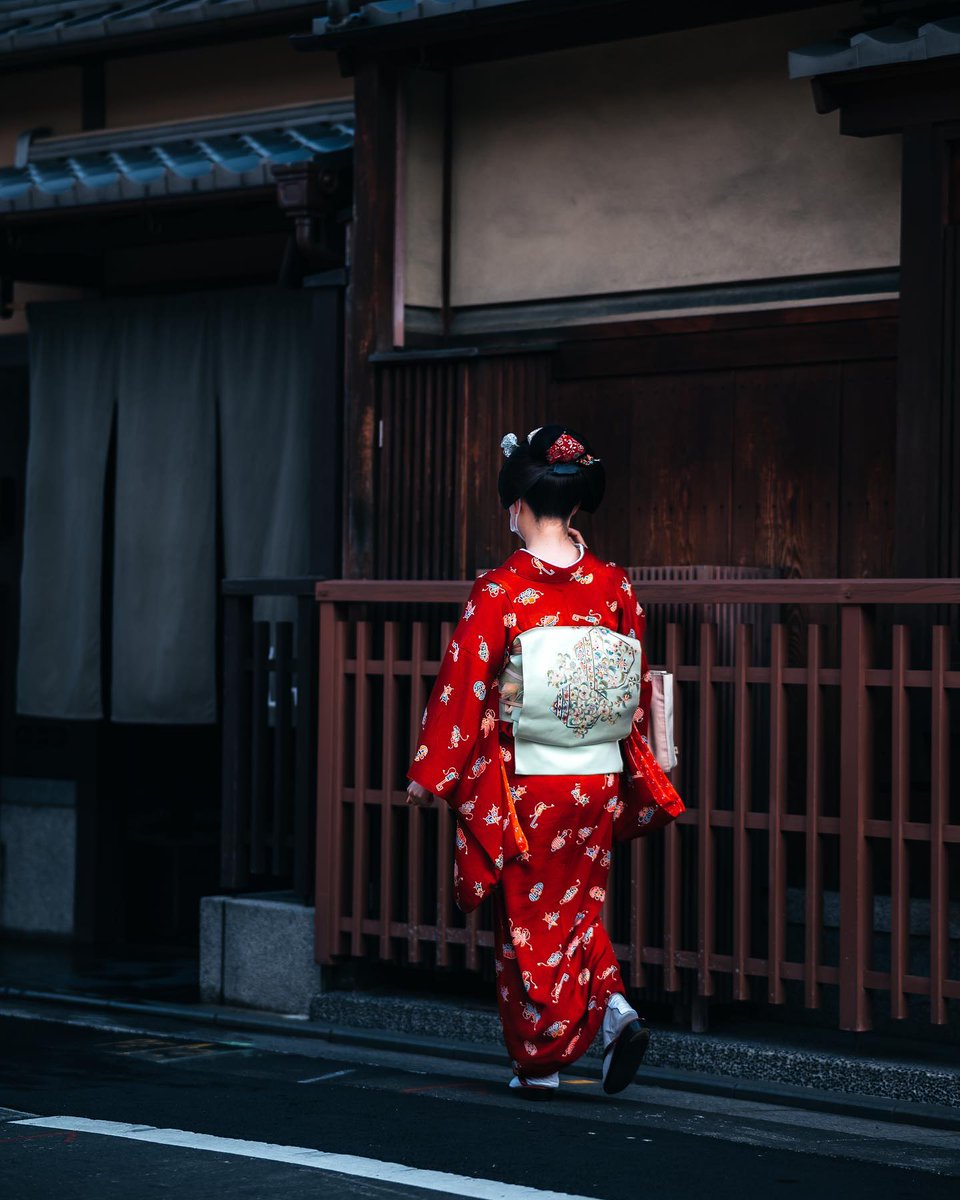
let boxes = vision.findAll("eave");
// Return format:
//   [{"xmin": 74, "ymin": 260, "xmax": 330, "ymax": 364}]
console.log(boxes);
[
  {"xmin": 0, "ymin": 99, "xmax": 354, "ymax": 214},
  {"xmin": 0, "ymin": 0, "xmax": 326, "ymax": 68},
  {"xmin": 293, "ymin": 0, "xmax": 846, "ymax": 71}
]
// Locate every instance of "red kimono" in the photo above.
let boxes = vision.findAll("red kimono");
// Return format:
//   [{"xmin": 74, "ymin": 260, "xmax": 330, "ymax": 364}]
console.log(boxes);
[{"xmin": 406, "ymin": 547, "xmax": 684, "ymax": 1077}]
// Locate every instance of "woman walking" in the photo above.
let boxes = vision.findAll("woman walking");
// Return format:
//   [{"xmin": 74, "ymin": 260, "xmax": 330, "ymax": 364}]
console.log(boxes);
[{"xmin": 405, "ymin": 424, "xmax": 684, "ymax": 1095}]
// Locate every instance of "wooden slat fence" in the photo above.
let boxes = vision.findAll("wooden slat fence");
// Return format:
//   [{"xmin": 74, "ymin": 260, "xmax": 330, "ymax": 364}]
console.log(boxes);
[
  {"xmin": 314, "ymin": 577, "xmax": 960, "ymax": 1031},
  {"xmin": 220, "ymin": 579, "xmax": 321, "ymax": 900}
]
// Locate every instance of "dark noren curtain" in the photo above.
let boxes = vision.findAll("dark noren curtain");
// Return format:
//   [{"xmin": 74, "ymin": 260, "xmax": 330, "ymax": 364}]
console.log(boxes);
[
  {"xmin": 112, "ymin": 294, "xmax": 216, "ymax": 723},
  {"xmin": 217, "ymin": 288, "xmax": 314, "ymax": 627},
  {"xmin": 17, "ymin": 287, "xmax": 315, "ymax": 724},
  {"xmin": 17, "ymin": 301, "xmax": 117, "ymax": 719}
]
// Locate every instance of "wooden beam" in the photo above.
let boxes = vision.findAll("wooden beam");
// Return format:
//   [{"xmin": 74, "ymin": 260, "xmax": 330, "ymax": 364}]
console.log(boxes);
[
  {"xmin": 0, "ymin": 6, "xmax": 324, "ymax": 71},
  {"xmin": 392, "ymin": 70, "xmax": 407, "ymax": 348},
  {"xmin": 325, "ymin": 0, "xmax": 841, "ymax": 73},
  {"xmin": 344, "ymin": 58, "xmax": 399, "ymax": 578},
  {"xmin": 315, "ymin": 577, "xmax": 960, "ymax": 604},
  {"xmin": 102, "ymin": 232, "xmax": 288, "ymax": 287},
  {"xmin": 555, "ymin": 307, "xmax": 898, "ymax": 380},
  {"xmin": 889, "ymin": 122, "xmax": 960, "ymax": 596},
  {"xmin": 893, "ymin": 125, "xmax": 950, "ymax": 579},
  {"xmin": 309, "ymin": 282, "xmax": 344, "ymax": 579},
  {"xmin": 804, "ymin": 58, "xmax": 960, "ymax": 588},
  {"xmin": 557, "ymin": 297, "xmax": 898, "ymax": 342},
  {"xmin": 811, "ymin": 59, "xmax": 960, "ymax": 137}
]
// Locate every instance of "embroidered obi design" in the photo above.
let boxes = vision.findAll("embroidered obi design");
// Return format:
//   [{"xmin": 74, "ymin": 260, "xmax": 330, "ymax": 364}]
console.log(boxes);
[
  {"xmin": 498, "ymin": 626, "xmax": 642, "ymax": 775},
  {"xmin": 548, "ymin": 627, "xmax": 641, "ymax": 739}
]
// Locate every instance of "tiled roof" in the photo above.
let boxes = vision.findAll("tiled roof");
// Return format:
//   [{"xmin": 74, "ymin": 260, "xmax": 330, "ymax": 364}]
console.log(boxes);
[
  {"xmin": 0, "ymin": 100, "xmax": 353, "ymax": 212},
  {"xmin": 788, "ymin": 16, "xmax": 960, "ymax": 79},
  {"xmin": 0, "ymin": 0, "xmax": 317, "ymax": 55},
  {"xmin": 310, "ymin": 0, "xmax": 567, "ymax": 41}
]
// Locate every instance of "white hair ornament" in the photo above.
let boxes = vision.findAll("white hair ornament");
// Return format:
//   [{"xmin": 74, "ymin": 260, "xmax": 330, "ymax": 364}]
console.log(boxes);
[{"xmin": 500, "ymin": 433, "xmax": 520, "ymax": 457}]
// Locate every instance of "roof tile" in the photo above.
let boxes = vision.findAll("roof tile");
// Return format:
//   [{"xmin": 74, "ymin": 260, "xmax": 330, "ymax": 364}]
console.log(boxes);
[
  {"xmin": 0, "ymin": 100, "xmax": 354, "ymax": 211},
  {"xmin": 0, "ymin": 0, "xmax": 315, "ymax": 54},
  {"xmin": 789, "ymin": 16, "xmax": 960, "ymax": 79}
]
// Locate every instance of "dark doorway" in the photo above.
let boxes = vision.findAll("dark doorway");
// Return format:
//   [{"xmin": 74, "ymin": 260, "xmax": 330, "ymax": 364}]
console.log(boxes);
[{"xmin": 1, "ymin": 333, "xmax": 221, "ymax": 956}]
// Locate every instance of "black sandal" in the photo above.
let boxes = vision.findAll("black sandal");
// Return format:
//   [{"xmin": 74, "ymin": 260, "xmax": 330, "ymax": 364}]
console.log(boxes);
[{"xmin": 601, "ymin": 1019, "xmax": 650, "ymax": 1095}]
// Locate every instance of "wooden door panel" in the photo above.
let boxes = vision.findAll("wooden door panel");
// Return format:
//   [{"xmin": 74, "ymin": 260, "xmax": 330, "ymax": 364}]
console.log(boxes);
[
  {"xmin": 372, "ymin": 318, "xmax": 897, "ymax": 587},
  {"xmin": 628, "ymin": 373, "xmax": 734, "ymax": 568},
  {"xmin": 839, "ymin": 359, "xmax": 897, "ymax": 578},
  {"xmin": 467, "ymin": 355, "xmax": 550, "ymax": 576},
  {"xmin": 732, "ymin": 364, "xmax": 842, "ymax": 577},
  {"xmin": 550, "ymin": 377, "xmax": 634, "ymax": 566}
]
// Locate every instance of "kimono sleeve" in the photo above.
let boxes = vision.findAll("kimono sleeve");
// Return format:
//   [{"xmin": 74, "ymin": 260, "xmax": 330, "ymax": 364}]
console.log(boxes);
[
  {"xmin": 613, "ymin": 570, "xmax": 685, "ymax": 841},
  {"xmin": 614, "ymin": 570, "xmax": 651, "ymax": 741},
  {"xmin": 406, "ymin": 574, "xmax": 508, "ymax": 798}
]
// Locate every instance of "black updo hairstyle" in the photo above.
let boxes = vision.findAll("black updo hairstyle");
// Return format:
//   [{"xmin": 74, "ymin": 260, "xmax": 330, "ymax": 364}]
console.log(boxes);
[{"xmin": 498, "ymin": 424, "xmax": 605, "ymax": 518}]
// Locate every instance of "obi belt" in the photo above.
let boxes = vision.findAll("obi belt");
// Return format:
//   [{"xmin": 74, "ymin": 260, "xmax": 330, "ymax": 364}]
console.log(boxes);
[{"xmin": 498, "ymin": 625, "xmax": 643, "ymax": 775}]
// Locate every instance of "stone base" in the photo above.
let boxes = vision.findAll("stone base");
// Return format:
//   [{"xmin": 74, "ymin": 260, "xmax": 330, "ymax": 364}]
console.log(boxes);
[
  {"xmin": 200, "ymin": 892, "xmax": 324, "ymax": 1016},
  {"xmin": 0, "ymin": 777, "xmax": 76, "ymax": 936}
]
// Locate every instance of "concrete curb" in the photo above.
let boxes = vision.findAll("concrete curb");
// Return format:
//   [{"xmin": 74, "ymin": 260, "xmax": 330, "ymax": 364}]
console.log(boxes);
[
  {"xmin": 1, "ymin": 983, "xmax": 959, "ymax": 1132},
  {"xmin": 310, "ymin": 990, "xmax": 960, "ymax": 1113}
]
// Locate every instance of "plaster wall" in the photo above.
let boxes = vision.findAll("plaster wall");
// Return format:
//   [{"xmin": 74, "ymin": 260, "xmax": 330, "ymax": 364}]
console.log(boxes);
[
  {"xmin": 106, "ymin": 36, "xmax": 350, "ymax": 127},
  {"xmin": 0, "ymin": 38, "xmax": 349, "ymax": 173},
  {"xmin": 403, "ymin": 69, "xmax": 445, "ymax": 310},
  {"xmin": 405, "ymin": 5, "xmax": 902, "ymax": 308},
  {"xmin": 0, "ymin": 66, "xmax": 83, "ymax": 166}
]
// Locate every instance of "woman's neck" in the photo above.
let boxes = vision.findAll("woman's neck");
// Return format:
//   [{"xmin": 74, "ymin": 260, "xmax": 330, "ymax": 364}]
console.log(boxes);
[{"xmin": 522, "ymin": 523, "xmax": 582, "ymax": 567}]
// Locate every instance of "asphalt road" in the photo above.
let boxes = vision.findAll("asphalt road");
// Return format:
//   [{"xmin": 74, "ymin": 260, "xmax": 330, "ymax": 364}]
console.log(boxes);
[{"xmin": 1, "ymin": 1001, "xmax": 958, "ymax": 1200}]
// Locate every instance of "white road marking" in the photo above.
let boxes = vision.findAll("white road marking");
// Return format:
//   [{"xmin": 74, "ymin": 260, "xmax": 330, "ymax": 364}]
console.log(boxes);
[
  {"xmin": 298, "ymin": 1069, "xmax": 355, "ymax": 1084},
  {"xmin": 12, "ymin": 1116, "xmax": 604, "ymax": 1200}
]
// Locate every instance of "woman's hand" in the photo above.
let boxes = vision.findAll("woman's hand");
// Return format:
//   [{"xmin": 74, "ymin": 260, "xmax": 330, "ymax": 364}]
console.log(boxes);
[
  {"xmin": 568, "ymin": 526, "xmax": 589, "ymax": 548},
  {"xmin": 406, "ymin": 780, "xmax": 436, "ymax": 807}
]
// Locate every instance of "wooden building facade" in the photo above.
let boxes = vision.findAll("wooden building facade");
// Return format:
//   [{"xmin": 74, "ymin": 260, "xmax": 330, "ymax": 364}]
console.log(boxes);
[
  {"xmin": 299, "ymin": 0, "xmax": 960, "ymax": 1034},
  {"xmin": 1, "ymin": 0, "xmax": 957, "ymax": 1034},
  {"xmin": 0, "ymin": 0, "xmax": 349, "ymax": 949},
  {"xmin": 304, "ymin": 1, "xmax": 915, "ymax": 591}
]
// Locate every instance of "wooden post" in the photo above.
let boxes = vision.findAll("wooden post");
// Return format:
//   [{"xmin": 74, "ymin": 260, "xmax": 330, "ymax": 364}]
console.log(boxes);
[
  {"xmin": 767, "ymin": 622, "xmax": 787, "ymax": 1006},
  {"xmin": 351, "ymin": 621, "xmax": 370, "ymax": 956},
  {"xmin": 662, "ymin": 620, "xmax": 682, "ymax": 994},
  {"xmin": 345, "ymin": 58, "xmax": 399, "ymax": 579},
  {"xmin": 294, "ymin": 593, "xmax": 319, "ymax": 902},
  {"xmin": 732, "ymin": 622, "xmax": 751, "ymax": 1002},
  {"xmin": 803, "ymin": 623, "xmax": 823, "ymax": 1012},
  {"xmin": 250, "ymin": 621, "xmax": 271, "ymax": 878},
  {"xmin": 929, "ymin": 624, "xmax": 949, "ymax": 1025},
  {"xmin": 838, "ymin": 603, "xmax": 874, "ymax": 1032},
  {"xmin": 308, "ymin": 284, "xmax": 344, "ymax": 581},
  {"xmin": 804, "ymin": 72, "xmax": 960, "ymax": 657},
  {"xmin": 273, "ymin": 160, "xmax": 346, "ymax": 581},
  {"xmin": 272, "ymin": 621, "xmax": 294, "ymax": 878},
  {"xmin": 889, "ymin": 622, "xmax": 910, "ymax": 1021},
  {"xmin": 221, "ymin": 592, "xmax": 253, "ymax": 890},
  {"xmin": 893, "ymin": 125, "xmax": 959, "ymax": 585},
  {"xmin": 407, "ymin": 620, "xmax": 426, "ymax": 963},
  {"xmin": 314, "ymin": 598, "xmax": 344, "ymax": 965},
  {"xmin": 696, "ymin": 621, "xmax": 716, "ymax": 1001},
  {"xmin": 379, "ymin": 621, "xmax": 398, "ymax": 960}
]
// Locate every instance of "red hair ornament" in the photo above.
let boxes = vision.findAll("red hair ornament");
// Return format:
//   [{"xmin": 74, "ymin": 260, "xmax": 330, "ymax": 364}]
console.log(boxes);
[{"xmin": 546, "ymin": 433, "xmax": 586, "ymax": 464}]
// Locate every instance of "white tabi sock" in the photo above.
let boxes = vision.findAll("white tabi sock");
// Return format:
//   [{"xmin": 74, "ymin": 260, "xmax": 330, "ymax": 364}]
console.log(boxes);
[
  {"xmin": 601, "ymin": 992, "xmax": 639, "ymax": 1051},
  {"xmin": 509, "ymin": 1071, "xmax": 560, "ymax": 1089}
]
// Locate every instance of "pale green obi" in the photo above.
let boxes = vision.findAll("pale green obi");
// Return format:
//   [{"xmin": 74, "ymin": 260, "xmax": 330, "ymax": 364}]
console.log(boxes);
[{"xmin": 498, "ymin": 625, "xmax": 643, "ymax": 775}]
